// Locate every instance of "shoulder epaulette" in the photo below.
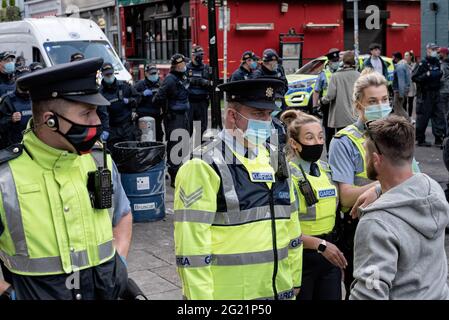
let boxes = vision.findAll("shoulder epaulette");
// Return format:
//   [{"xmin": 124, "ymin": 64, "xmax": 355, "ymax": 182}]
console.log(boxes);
[{"xmin": 0, "ymin": 144, "xmax": 23, "ymax": 165}]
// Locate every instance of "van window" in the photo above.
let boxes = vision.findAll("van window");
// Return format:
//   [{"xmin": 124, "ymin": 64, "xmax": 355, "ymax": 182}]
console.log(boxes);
[
  {"xmin": 32, "ymin": 47, "xmax": 46, "ymax": 66},
  {"xmin": 43, "ymin": 40, "xmax": 123, "ymax": 71}
]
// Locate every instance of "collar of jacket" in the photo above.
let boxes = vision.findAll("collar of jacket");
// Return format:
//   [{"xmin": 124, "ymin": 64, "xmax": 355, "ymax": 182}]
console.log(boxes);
[{"xmin": 23, "ymin": 130, "xmax": 78, "ymax": 170}]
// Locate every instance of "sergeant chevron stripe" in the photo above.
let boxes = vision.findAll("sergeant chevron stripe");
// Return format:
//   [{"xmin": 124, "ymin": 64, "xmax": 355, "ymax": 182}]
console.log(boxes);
[{"xmin": 179, "ymin": 187, "xmax": 203, "ymax": 208}]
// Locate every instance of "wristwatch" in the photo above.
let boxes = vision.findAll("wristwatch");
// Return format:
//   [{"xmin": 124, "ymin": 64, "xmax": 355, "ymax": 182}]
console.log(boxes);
[{"xmin": 317, "ymin": 240, "xmax": 327, "ymax": 254}]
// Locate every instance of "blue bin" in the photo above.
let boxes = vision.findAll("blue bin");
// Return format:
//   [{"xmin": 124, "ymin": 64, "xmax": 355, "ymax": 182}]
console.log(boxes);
[{"xmin": 120, "ymin": 160, "xmax": 166, "ymax": 222}]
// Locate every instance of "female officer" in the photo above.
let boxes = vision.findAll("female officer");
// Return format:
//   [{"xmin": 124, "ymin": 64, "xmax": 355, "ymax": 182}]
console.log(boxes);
[
  {"xmin": 281, "ymin": 110, "xmax": 347, "ymax": 300},
  {"xmin": 328, "ymin": 69, "xmax": 420, "ymax": 298}
]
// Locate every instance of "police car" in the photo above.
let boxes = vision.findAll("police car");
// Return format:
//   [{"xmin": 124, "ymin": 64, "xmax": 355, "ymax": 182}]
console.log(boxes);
[{"xmin": 285, "ymin": 54, "xmax": 394, "ymax": 110}]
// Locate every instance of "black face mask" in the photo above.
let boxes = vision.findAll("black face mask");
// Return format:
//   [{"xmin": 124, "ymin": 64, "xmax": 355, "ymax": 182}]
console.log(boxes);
[
  {"xmin": 194, "ymin": 55, "xmax": 203, "ymax": 64},
  {"xmin": 296, "ymin": 139, "xmax": 324, "ymax": 163},
  {"xmin": 52, "ymin": 112, "xmax": 103, "ymax": 155}
]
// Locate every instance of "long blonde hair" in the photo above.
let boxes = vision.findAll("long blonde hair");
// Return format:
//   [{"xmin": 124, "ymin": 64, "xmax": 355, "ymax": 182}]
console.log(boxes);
[{"xmin": 280, "ymin": 110, "xmax": 321, "ymax": 158}]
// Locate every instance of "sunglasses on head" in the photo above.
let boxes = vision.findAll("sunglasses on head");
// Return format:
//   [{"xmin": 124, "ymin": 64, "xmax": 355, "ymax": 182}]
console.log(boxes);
[{"xmin": 365, "ymin": 120, "xmax": 383, "ymax": 155}]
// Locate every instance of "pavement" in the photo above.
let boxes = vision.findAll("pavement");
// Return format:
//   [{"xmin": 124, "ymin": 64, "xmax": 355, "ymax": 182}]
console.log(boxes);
[{"xmin": 1, "ymin": 126, "xmax": 449, "ymax": 300}]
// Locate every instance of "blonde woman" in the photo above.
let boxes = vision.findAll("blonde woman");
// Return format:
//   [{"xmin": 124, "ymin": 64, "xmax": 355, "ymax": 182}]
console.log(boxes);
[{"xmin": 282, "ymin": 110, "xmax": 347, "ymax": 300}]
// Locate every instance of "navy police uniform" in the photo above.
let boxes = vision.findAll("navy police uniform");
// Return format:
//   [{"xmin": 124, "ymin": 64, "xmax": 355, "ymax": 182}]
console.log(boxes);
[
  {"xmin": 230, "ymin": 51, "xmax": 257, "ymax": 82},
  {"xmin": 0, "ymin": 66, "xmax": 32, "ymax": 149},
  {"xmin": 412, "ymin": 46, "xmax": 446, "ymax": 145},
  {"xmin": 186, "ymin": 46, "xmax": 210, "ymax": 138},
  {"xmin": 153, "ymin": 53, "xmax": 190, "ymax": 184},
  {"xmin": 0, "ymin": 52, "xmax": 16, "ymax": 97},
  {"xmin": 134, "ymin": 65, "xmax": 164, "ymax": 142},
  {"xmin": 99, "ymin": 63, "xmax": 141, "ymax": 160}
]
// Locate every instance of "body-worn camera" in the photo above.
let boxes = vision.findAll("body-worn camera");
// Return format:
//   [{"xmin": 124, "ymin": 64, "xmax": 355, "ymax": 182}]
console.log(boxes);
[
  {"xmin": 87, "ymin": 141, "xmax": 113, "ymax": 209},
  {"xmin": 297, "ymin": 164, "xmax": 318, "ymax": 207}
]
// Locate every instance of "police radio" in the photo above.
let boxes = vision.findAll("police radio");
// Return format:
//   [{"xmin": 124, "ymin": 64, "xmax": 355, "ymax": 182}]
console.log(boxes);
[
  {"xmin": 87, "ymin": 139, "xmax": 113, "ymax": 210},
  {"xmin": 297, "ymin": 164, "xmax": 318, "ymax": 207}
]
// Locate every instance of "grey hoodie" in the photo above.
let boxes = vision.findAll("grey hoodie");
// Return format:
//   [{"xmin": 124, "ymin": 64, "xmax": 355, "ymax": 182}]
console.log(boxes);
[{"xmin": 350, "ymin": 173, "xmax": 449, "ymax": 300}]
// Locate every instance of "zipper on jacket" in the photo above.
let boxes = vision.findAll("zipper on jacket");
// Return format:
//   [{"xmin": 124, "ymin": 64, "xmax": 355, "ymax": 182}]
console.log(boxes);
[{"xmin": 269, "ymin": 187, "xmax": 279, "ymax": 300}]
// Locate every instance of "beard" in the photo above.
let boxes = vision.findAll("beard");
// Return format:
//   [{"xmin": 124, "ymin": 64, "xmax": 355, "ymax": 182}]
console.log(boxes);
[{"xmin": 367, "ymin": 159, "xmax": 378, "ymax": 181}]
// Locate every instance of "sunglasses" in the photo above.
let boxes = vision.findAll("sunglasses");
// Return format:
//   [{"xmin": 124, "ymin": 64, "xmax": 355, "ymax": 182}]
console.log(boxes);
[{"xmin": 365, "ymin": 120, "xmax": 383, "ymax": 155}]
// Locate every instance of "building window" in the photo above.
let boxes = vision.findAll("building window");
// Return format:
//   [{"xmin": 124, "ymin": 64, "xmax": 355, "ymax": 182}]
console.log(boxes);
[{"xmin": 143, "ymin": 16, "xmax": 191, "ymax": 63}]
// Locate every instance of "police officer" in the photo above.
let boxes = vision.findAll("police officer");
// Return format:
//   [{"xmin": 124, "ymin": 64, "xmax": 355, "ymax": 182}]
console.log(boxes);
[
  {"xmin": 134, "ymin": 64, "xmax": 163, "ymax": 142},
  {"xmin": 70, "ymin": 52, "xmax": 85, "ymax": 62},
  {"xmin": 0, "ymin": 66, "xmax": 32, "ymax": 149},
  {"xmin": 281, "ymin": 109, "xmax": 347, "ymax": 300},
  {"xmin": 174, "ymin": 78, "xmax": 302, "ymax": 300},
  {"xmin": 253, "ymin": 49, "xmax": 289, "ymax": 109},
  {"xmin": 313, "ymin": 48, "xmax": 340, "ymax": 152},
  {"xmin": 0, "ymin": 51, "xmax": 16, "ymax": 96},
  {"xmin": 153, "ymin": 53, "xmax": 190, "ymax": 187},
  {"xmin": 412, "ymin": 43, "xmax": 446, "ymax": 147},
  {"xmin": 99, "ymin": 62, "xmax": 140, "ymax": 159},
  {"xmin": 230, "ymin": 51, "xmax": 258, "ymax": 81},
  {"xmin": 0, "ymin": 58, "xmax": 132, "ymax": 300},
  {"xmin": 186, "ymin": 45, "xmax": 210, "ymax": 138}
]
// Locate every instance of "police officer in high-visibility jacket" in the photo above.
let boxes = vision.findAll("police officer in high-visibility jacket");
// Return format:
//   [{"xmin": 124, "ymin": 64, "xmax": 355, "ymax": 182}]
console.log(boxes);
[
  {"xmin": 281, "ymin": 109, "xmax": 347, "ymax": 300},
  {"xmin": 0, "ymin": 58, "xmax": 132, "ymax": 300},
  {"xmin": 174, "ymin": 78, "xmax": 303, "ymax": 300}
]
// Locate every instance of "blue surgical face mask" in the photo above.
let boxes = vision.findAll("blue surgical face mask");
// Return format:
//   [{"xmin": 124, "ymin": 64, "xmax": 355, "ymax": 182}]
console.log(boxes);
[
  {"xmin": 364, "ymin": 103, "xmax": 392, "ymax": 121},
  {"xmin": 103, "ymin": 75, "xmax": 115, "ymax": 84},
  {"xmin": 236, "ymin": 111, "xmax": 272, "ymax": 145},
  {"xmin": 147, "ymin": 74, "xmax": 159, "ymax": 82},
  {"xmin": 179, "ymin": 66, "xmax": 187, "ymax": 73},
  {"xmin": 272, "ymin": 63, "xmax": 278, "ymax": 71},
  {"xmin": 249, "ymin": 61, "xmax": 258, "ymax": 70},
  {"xmin": 4, "ymin": 62, "xmax": 15, "ymax": 74},
  {"xmin": 430, "ymin": 51, "xmax": 438, "ymax": 58}
]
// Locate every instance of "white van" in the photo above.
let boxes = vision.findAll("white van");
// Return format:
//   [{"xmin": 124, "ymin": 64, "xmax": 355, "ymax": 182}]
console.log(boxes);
[{"xmin": 0, "ymin": 17, "xmax": 132, "ymax": 82}]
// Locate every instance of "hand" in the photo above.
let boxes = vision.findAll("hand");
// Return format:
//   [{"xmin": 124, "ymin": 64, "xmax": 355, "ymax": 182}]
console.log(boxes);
[
  {"xmin": 311, "ymin": 105, "xmax": 323, "ymax": 119},
  {"xmin": 101, "ymin": 131, "xmax": 109, "ymax": 141},
  {"xmin": 123, "ymin": 98, "xmax": 129, "ymax": 104},
  {"xmin": 321, "ymin": 242, "xmax": 347, "ymax": 269},
  {"xmin": 350, "ymin": 185, "xmax": 379, "ymax": 219},
  {"xmin": 294, "ymin": 288, "xmax": 300, "ymax": 297},
  {"xmin": 11, "ymin": 112, "xmax": 21, "ymax": 123},
  {"xmin": 426, "ymin": 71, "xmax": 431, "ymax": 77},
  {"xmin": 143, "ymin": 89, "xmax": 153, "ymax": 97},
  {"xmin": 131, "ymin": 112, "xmax": 138, "ymax": 121}
]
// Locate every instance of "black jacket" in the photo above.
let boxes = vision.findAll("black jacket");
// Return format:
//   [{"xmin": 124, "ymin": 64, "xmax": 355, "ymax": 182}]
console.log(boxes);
[
  {"xmin": 0, "ymin": 91, "xmax": 32, "ymax": 148},
  {"xmin": 230, "ymin": 65, "xmax": 254, "ymax": 82},
  {"xmin": 134, "ymin": 78, "xmax": 161, "ymax": 117},
  {"xmin": 412, "ymin": 56, "xmax": 443, "ymax": 92},
  {"xmin": 153, "ymin": 71, "xmax": 190, "ymax": 113},
  {"xmin": 186, "ymin": 61, "xmax": 210, "ymax": 100},
  {"xmin": 252, "ymin": 64, "xmax": 289, "ymax": 95}
]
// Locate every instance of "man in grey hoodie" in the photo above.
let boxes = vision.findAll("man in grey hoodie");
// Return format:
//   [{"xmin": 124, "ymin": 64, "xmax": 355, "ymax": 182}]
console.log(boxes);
[{"xmin": 350, "ymin": 115, "xmax": 449, "ymax": 300}]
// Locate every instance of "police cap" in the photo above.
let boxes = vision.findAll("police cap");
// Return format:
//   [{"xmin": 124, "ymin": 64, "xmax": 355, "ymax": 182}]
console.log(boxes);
[
  {"xmin": 70, "ymin": 52, "xmax": 85, "ymax": 62},
  {"xmin": 17, "ymin": 57, "xmax": 110, "ymax": 106},
  {"xmin": 218, "ymin": 78, "xmax": 285, "ymax": 110},
  {"xmin": 192, "ymin": 45, "xmax": 204, "ymax": 55},
  {"xmin": 15, "ymin": 66, "xmax": 31, "ymax": 79},
  {"xmin": 170, "ymin": 53, "xmax": 186, "ymax": 66},
  {"xmin": 325, "ymin": 48, "xmax": 340, "ymax": 61},
  {"xmin": 426, "ymin": 42, "xmax": 439, "ymax": 50},
  {"xmin": 262, "ymin": 49, "xmax": 279, "ymax": 62},
  {"xmin": 145, "ymin": 64, "xmax": 158, "ymax": 74},
  {"xmin": 100, "ymin": 62, "xmax": 114, "ymax": 76},
  {"xmin": 0, "ymin": 51, "xmax": 15, "ymax": 61},
  {"xmin": 29, "ymin": 62, "xmax": 44, "ymax": 72},
  {"xmin": 241, "ymin": 51, "xmax": 256, "ymax": 62}
]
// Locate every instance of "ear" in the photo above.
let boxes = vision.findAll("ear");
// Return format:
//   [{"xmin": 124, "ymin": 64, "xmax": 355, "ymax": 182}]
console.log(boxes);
[
  {"xmin": 372, "ymin": 151, "xmax": 382, "ymax": 168},
  {"xmin": 290, "ymin": 138, "xmax": 301, "ymax": 153},
  {"xmin": 42, "ymin": 111, "xmax": 58, "ymax": 130}
]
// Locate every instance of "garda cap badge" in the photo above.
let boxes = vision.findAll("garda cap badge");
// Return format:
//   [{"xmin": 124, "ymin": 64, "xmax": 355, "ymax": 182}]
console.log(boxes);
[{"xmin": 266, "ymin": 87, "xmax": 274, "ymax": 98}]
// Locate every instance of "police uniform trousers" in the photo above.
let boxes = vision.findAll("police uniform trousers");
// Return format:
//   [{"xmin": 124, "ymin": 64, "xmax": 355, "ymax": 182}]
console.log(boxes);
[
  {"xmin": 297, "ymin": 232, "xmax": 342, "ymax": 300},
  {"xmin": 188, "ymin": 99, "xmax": 209, "ymax": 138},
  {"xmin": 416, "ymin": 90, "xmax": 446, "ymax": 143},
  {"xmin": 164, "ymin": 110, "xmax": 190, "ymax": 181}
]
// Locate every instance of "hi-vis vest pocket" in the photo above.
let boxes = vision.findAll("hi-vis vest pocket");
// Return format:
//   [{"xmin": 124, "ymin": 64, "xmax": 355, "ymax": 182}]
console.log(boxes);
[{"xmin": 18, "ymin": 184, "xmax": 41, "ymax": 194}]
